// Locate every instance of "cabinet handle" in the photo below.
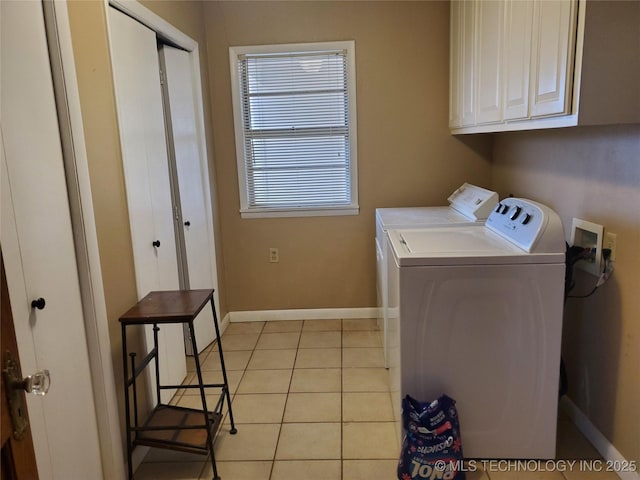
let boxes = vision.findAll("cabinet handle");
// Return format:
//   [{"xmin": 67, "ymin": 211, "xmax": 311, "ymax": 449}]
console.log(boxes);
[
  {"xmin": 31, "ymin": 298, "xmax": 46, "ymax": 310},
  {"xmin": 184, "ymin": 221, "xmax": 191, "ymax": 227},
  {"xmin": 152, "ymin": 240, "xmax": 161, "ymax": 248}
]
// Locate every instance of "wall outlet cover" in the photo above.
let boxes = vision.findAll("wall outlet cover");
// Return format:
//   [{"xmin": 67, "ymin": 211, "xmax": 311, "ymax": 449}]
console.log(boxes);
[{"xmin": 570, "ymin": 218, "xmax": 603, "ymax": 277}]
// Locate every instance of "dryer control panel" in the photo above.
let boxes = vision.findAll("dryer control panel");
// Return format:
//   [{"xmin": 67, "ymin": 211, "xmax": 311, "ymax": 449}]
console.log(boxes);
[{"xmin": 486, "ymin": 198, "xmax": 563, "ymax": 253}]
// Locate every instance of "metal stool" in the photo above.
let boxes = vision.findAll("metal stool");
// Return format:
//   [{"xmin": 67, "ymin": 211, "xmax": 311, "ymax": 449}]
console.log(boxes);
[{"xmin": 120, "ymin": 289, "xmax": 236, "ymax": 479}]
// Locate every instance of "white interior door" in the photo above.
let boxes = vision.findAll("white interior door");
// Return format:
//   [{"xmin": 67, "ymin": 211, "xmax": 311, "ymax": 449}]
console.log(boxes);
[
  {"xmin": 160, "ymin": 45, "xmax": 217, "ymax": 353},
  {"xmin": 0, "ymin": 1, "xmax": 103, "ymax": 477},
  {"xmin": 107, "ymin": 6, "xmax": 186, "ymax": 403}
]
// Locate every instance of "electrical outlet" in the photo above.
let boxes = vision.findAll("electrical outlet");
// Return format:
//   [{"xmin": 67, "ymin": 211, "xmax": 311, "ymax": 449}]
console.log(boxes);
[
  {"xmin": 269, "ymin": 247, "xmax": 279, "ymax": 263},
  {"xmin": 605, "ymin": 232, "xmax": 617, "ymax": 261},
  {"xmin": 571, "ymin": 218, "xmax": 603, "ymax": 276}
]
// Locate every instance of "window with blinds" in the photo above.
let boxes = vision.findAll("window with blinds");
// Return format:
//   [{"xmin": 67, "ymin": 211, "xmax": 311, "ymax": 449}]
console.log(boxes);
[{"xmin": 229, "ymin": 42, "xmax": 358, "ymax": 218}]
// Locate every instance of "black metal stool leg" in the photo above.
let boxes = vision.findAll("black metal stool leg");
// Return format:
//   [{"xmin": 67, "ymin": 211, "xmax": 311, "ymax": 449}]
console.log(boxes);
[
  {"xmin": 210, "ymin": 297, "xmax": 237, "ymax": 434},
  {"xmin": 121, "ymin": 324, "xmax": 134, "ymax": 480},
  {"xmin": 189, "ymin": 320, "xmax": 220, "ymax": 480}
]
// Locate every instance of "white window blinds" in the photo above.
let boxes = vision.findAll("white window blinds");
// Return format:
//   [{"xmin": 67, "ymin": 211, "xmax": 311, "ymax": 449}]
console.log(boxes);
[{"xmin": 230, "ymin": 42, "xmax": 358, "ymax": 217}]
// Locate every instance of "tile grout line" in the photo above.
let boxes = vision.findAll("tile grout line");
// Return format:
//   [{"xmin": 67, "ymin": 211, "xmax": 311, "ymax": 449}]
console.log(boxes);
[
  {"xmin": 340, "ymin": 318, "xmax": 344, "ymax": 480},
  {"xmin": 267, "ymin": 322, "xmax": 302, "ymax": 480},
  {"xmin": 341, "ymin": 321, "xmax": 348, "ymax": 466},
  {"xmin": 212, "ymin": 322, "xmax": 264, "ymax": 471}
]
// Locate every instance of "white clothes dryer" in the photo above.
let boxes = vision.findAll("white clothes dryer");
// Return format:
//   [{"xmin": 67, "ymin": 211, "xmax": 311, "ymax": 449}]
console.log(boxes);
[
  {"xmin": 376, "ymin": 183, "xmax": 498, "ymax": 367},
  {"xmin": 387, "ymin": 197, "xmax": 566, "ymax": 458}
]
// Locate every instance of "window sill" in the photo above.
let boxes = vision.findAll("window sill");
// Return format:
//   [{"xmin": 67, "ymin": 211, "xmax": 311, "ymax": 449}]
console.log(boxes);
[{"xmin": 240, "ymin": 206, "xmax": 359, "ymax": 219}]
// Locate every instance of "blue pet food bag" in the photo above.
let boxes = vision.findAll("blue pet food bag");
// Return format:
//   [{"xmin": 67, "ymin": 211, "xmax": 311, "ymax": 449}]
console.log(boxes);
[{"xmin": 397, "ymin": 394, "xmax": 465, "ymax": 480}]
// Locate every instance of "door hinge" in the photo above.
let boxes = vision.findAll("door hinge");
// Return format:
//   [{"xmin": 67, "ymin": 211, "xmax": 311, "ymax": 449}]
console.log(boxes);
[{"xmin": 159, "ymin": 69, "xmax": 165, "ymax": 85}]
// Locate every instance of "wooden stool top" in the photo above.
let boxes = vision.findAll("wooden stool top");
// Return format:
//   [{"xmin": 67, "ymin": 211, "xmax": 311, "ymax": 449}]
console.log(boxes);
[{"xmin": 119, "ymin": 289, "xmax": 214, "ymax": 325}]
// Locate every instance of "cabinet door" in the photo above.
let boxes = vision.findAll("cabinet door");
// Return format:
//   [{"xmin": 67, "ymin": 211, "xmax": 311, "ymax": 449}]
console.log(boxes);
[
  {"xmin": 108, "ymin": 7, "xmax": 186, "ymax": 403},
  {"xmin": 449, "ymin": 0, "xmax": 462, "ymax": 128},
  {"xmin": 530, "ymin": 0, "xmax": 577, "ymax": 117},
  {"xmin": 160, "ymin": 45, "xmax": 217, "ymax": 353},
  {"xmin": 450, "ymin": 0, "xmax": 477, "ymax": 128},
  {"xmin": 460, "ymin": 0, "xmax": 477, "ymax": 126},
  {"xmin": 503, "ymin": 0, "xmax": 533, "ymax": 120},
  {"xmin": 476, "ymin": 0, "xmax": 504, "ymax": 124}
]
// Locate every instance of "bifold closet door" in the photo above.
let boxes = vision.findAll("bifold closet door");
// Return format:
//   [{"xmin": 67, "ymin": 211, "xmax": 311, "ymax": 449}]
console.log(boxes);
[
  {"xmin": 160, "ymin": 45, "xmax": 217, "ymax": 354},
  {"xmin": 108, "ymin": 6, "xmax": 186, "ymax": 403}
]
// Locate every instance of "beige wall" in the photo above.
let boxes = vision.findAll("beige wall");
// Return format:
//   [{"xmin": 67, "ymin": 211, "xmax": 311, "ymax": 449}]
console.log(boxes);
[
  {"xmin": 204, "ymin": 1, "xmax": 492, "ymax": 312},
  {"xmin": 492, "ymin": 124, "xmax": 640, "ymax": 463},
  {"xmin": 578, "ymin": 0, "xmax": 640, "ymax": 126}
]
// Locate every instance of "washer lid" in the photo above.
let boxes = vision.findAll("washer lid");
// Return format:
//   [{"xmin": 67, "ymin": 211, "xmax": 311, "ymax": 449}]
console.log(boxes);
[
  {"xmin": 388, "ymin": 227, "xmax": 564, "ymax": 266},
  {"xmin": 375, "ymin": 184, "xmax": 498, "ymax": 229},
  {"xmin": 376, "ymin": 206, "xmax": 477, "ymax": 229}
]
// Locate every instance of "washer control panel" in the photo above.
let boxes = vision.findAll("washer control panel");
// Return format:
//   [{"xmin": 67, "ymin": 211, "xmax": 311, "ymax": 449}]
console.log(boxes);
[
  {"xmin": 486, "ymin": 198, "xmax": 548, "ymax": 252},
  {"xmin": 447, "ymin": 183, "xmax": 498, "ymax": 220}
]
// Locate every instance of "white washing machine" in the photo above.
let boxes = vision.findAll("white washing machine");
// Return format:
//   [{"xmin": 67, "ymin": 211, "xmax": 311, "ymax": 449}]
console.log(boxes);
[
  {"xmin": 376, "ymin": 183, "xmax": 498, "ymax": 367},
  {"xmin": 386, "ymin": 197, "xmax": 566, "ymax": 458}
]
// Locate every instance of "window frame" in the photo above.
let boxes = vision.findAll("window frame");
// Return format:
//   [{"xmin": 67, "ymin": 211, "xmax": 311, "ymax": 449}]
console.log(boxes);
[{"xmin": 229, "ymin": 41, "xmax": 359, "ymax": 218}]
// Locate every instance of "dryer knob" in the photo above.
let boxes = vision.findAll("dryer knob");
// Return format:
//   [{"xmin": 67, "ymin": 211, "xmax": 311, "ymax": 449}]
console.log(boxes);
[
  {"xmin": 501, "ymin": 204, "xmax": 510, "ymax": 214},
  {"xmin": 510, "ymin": 206, "xmax": 522, "ymax": 220}
]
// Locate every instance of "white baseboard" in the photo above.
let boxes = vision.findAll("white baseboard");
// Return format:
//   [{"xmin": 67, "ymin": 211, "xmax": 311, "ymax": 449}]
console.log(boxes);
[
  {"xmin": 560, "ymin": 396, "xmax": 639, "ymax": 480},
  {"xmin": 229, "ymin": 307, "xmax": 380, "ymax": 323},
  {"xmin": 220, "ymin": 312, "xmax": 230, "ymax": 334},
  {"xmin": 130, "ymin": 445, "xmax": 150, "ymax": 475}
]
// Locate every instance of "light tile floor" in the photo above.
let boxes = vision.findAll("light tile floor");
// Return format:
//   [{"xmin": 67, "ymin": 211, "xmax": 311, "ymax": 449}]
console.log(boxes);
[{"xmin": 137, "ymin": 319, "xmax": 612, "ymax": 480}]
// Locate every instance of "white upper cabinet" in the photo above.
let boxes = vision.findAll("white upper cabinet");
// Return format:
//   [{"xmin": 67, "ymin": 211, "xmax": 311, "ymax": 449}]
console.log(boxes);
[
  {"xmin": 450, "ymin": 0, "xmax": 579, "ymax": 133},
  {"xmin": 451, "ymin": 0, "xmax": 640, "ymax": 133}
]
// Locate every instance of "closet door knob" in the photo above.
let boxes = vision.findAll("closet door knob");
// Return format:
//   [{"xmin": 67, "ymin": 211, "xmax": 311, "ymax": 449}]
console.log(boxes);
[
  {"xmin": 152, "ymin": 240, "xmax": 161, "ymax": 248},
  {"xmin": 184, "ymin": 221, "xmax": 191, "ymax": 227},
  {"xmin": 31, "ymin": 298, "xmax": 46, "ymax": 310}
]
